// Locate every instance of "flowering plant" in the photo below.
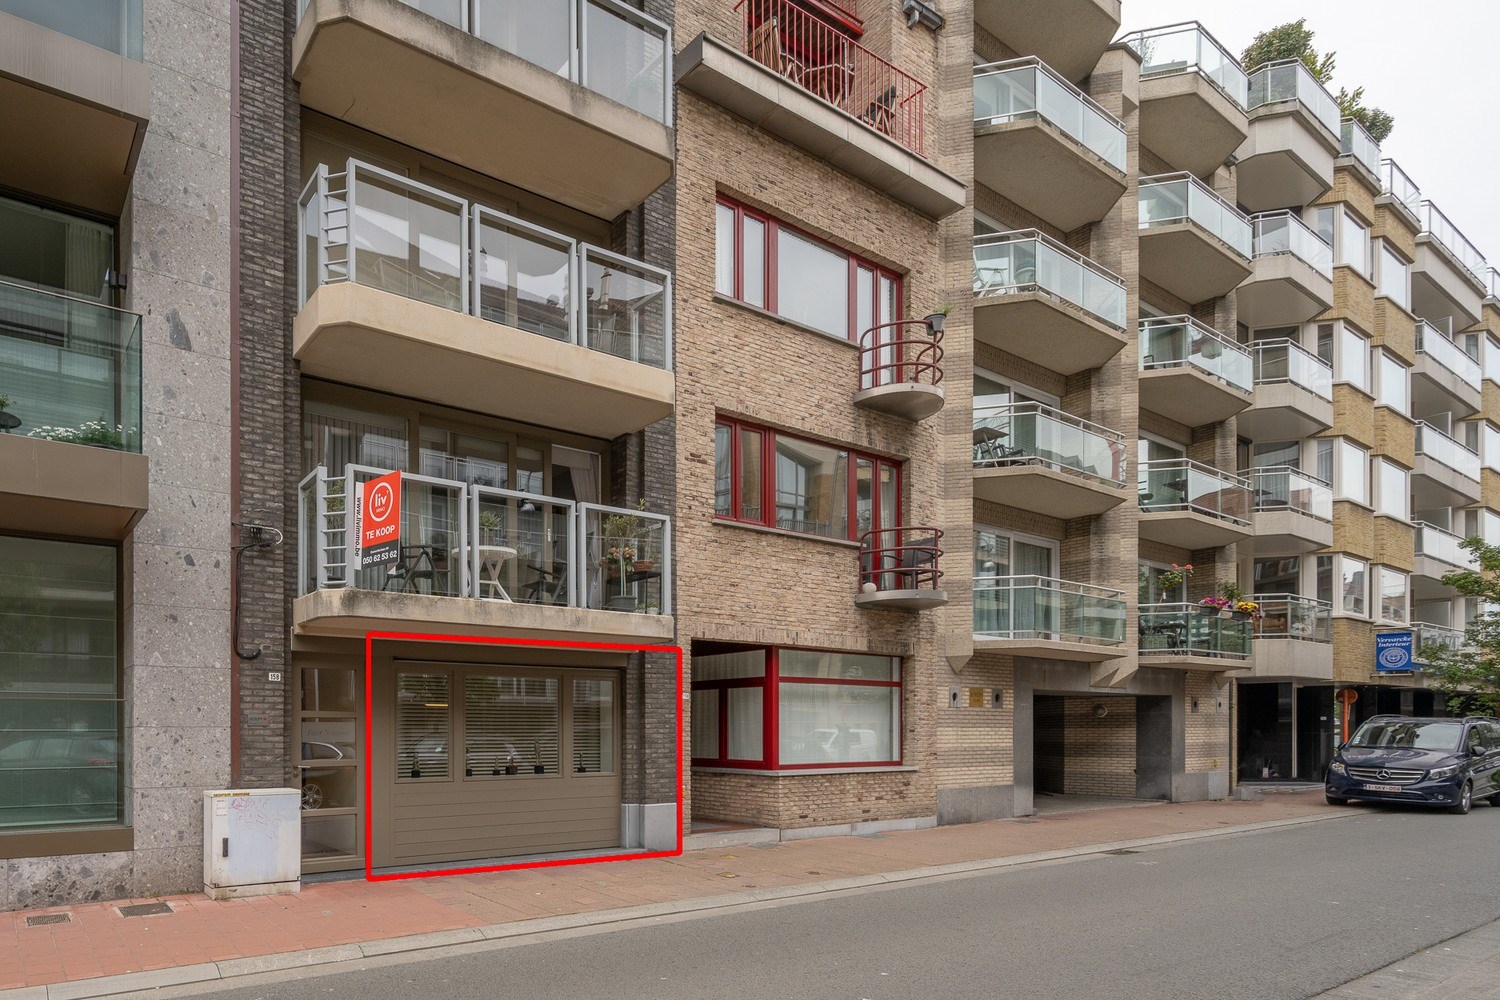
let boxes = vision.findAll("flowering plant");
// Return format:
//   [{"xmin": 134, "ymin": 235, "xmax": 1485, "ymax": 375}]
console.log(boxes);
[
  {"xmin": 602, "ymin": 546, "xmax": 636, "ymax": 572},
  {"xmin": 1233, "ymin": 600, "xmax": 1263, "ymax": 620},
  {"xmin": 1198, "ymin": 595, "xmax": 1233, "ymax": 611},
  {"xmin": 26, "ymin": 421, "xmax": 126, "ymax": 449},
  {"xmin": 1157, "ymin": 562, "xmax": 1193, "ymax": 594}
]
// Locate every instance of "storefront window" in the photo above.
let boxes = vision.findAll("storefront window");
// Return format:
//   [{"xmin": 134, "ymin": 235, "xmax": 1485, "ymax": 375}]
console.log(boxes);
[
  {"xmin": 572, "ymin": 678, "xmax": 615, "ymax": 773},
  {"xmin": 395, "ymin": 672, "xmax": 451, "ymax": 780},
  {"xmin": 465, "ymin": 675, "xmax": 558, "ymax": 775}
]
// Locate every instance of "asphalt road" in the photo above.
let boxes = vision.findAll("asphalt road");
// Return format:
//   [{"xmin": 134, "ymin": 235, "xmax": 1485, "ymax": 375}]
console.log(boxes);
[{"xmin": 174, "ymin": 804, "xmax": 1500, "ymax": 1000}]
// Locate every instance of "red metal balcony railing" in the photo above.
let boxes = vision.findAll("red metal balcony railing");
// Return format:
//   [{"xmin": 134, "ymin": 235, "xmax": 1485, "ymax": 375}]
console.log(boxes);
[
  {"xmin": 735, "ymin": 0, "xmax": 928, "ymax": 156},
  {"xmin": 859, "ymin": 527, "xmax": 944, "ymax": 593},
  {"xmin": 858, "ymin": 318, "xmax": 944, "ymax": 392}
]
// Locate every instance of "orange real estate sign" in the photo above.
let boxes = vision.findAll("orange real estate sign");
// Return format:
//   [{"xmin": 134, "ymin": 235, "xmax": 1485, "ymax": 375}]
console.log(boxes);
[{"xmin": 358, "ymin": 470, "xmax": 401, "ymax": 568}]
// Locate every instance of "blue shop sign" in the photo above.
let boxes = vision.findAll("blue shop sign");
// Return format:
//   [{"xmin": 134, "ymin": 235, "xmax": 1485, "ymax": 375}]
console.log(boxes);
[{"xmin": 1375, "ymin": 631, "xmax": 1413, "ymax": 673}]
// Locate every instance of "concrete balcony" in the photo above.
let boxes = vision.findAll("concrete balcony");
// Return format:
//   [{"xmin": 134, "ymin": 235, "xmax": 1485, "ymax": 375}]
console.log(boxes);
[
  {"xmin": 972, "ymin": 403, "xmax": 1131, "ymax": 519},
  {"xmin": 1339, "ymin": 118, "xmax": 1382, "ymax": 192},
  {"xmin": 972, "ymin": 575, "xmax": 1127, "ymax": 663},
  {"xmin": 855, "ymin": 527, "xmax": 948, "ymax": 611},
  {"xmin": 1138, "ymin": 174, "xmax": 1253, "ymax": 304},
  {"xmin": 1138, "ymin": 460, "xmax": 1254, "ymax": 549},
  {"xmin": 1412, "ymin": 622, "xmax": 1470, "ymax": 666},
  {"xmin": 1412, "ymin": 522, "xmax": 1470, "ymax": 602},
  {"xmin": 1413, "ymin": 422, "xmax": 1481, "ymax": 509},
  {"xmin": 1139, "ymin": 603, "xmax": 1252, "ymax": 672},
  {"xmin": 0, "ymin": 281, "xmax": 146, "ymax": 540},
  {"xmin": 853, "ymin": 318, "xmax": 944, "ymax": 421},
  {"xmin": 1247, "ymin": 595, "xmax": 1332, "ymax": 681},
  {"xmin": 1413, "ymin": 201, "xmax": 1488, "ymax": 329},
  {"xmin": 293, "ymin": 0, "xmax": 673, "ymax": 220},
  {"xmin": 972, "ymin": 231, "xmax": 1128, "ymax": 375},
  {"xmin": 1235, "ymin": 61, "xmax": 1340, "ymax": 213},
  {"xmin": 1137, "ymin": 317, "xmax": 1254, "ymax": 426},
  {"xmin": 1413, "ymin": 321, "xmax": 1482, "ymax": 418},
  {"xmin": 1119, "ymin": 23, "xmax": 1248, "ymax": 176},
  {"xmin": 295, "ymin": 160, "xmax": 673, "ymax": 440},
  {"xmin": 972, "ymin": 59, "xmax": 1126, "ymax": 231},
  {"xmin": 1378, "ymin": 158, "xmax": 1423, "ymax": 233},
  {"xmin": 0, "ymin": 4, "xmax": 149, "ymax": 214},
  {"xmin": 973, "ymin": 0, "xmax": 1119, "ymax": 83},
  {"xmin": 1239, "ymin": 212, "xmax": 1334, "ymax": 328},
  {"xmin": 1243, "ymin": 468, "xmax": 1333, "ymax": 552},
  {"xmin": 1240, "ymin": 339, "xmax": 1333, "ymax": 440}
]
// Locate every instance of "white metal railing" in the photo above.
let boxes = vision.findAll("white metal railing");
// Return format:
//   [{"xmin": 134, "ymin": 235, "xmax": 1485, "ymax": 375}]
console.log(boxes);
[
  {"xmin": 1139, "ymin": 173, "xmax": 1252, "ymax": 258},
  {"xmin": 1415, "ymin": 522, "xmax": 1472, "ymax": 569},
  {"xmin": 296, "ymin": 464, "xmax": 671, "ymax": 617},
  {"xmin": 973, "ymin": 575, "xmax": 1126, "ymax": 645},
  {"xmin": 1118, "ymin": 22, "xmax": 1247, "ymax": 109},
  {"xmin": 1138, "ymin": 315, "xmax": 1253, "ymax": 393},
  {"xmin": 972, "ymin": 402, "xmax": 1127, "ymax": 486},
  {"xmin": 1251, "ymin": 211, "xmax": 1332, "ymax": 277},
  {"xmin": 297, "ymin": 0, "xmax": 672, "ymax": 123},
  {"xmin": 1380, "ymin": 159, "xmax": 1421, "ymax": 218},
  {"xmin": 1413, "ymin": 622, "xmax": 1469, "ymax": 663},
  {"xmin": 1246, "ymin": 59, "xmax": 1340, "ymax": 137},
  {"xmin": 1244, "ymin": 466, "xmax": 1332, "ymax": 521},
  {"xmin": 1339, "ymin": 118, "xmax": 1380, "ymax": 177},
  {"xmin": 972, "ymin": 58, "xmax": 1126, "ymax": 171},
  {"xmin": 972, "ymin": 230, "xmax": 1127, "ymax": 330},
  {"xmin": 1251, "ymin": 338, "xmax": 1332, "ymax": 399},
  {"xmin": 1420, "ymin": 201, "xmax": 1489, "ymax": 285},
  {"xmin": 1251, "ymin": 594, "xmax": 1331, "ymax": 642},
  {"xmin": 1416, "ymin": 421, "xmax": 1481, "ymax": 481},
  {"xmin": 1138, "ymin": 459, "xmax": 1252, "ymax": 525},
  {"xmin": 1416, "ymin": 321, "xmax": 1482, "ymax": 391},
  {"xmin": 299, "ymin": 158, "xmax": 672, "ymax": 370}
]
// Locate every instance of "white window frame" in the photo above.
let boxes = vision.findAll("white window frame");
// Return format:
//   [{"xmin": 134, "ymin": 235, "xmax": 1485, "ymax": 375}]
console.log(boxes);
[
  {"xmin": 1375, "ymin": 565, "xmax": 1409, "ymax": 624},
  {"xmin": 1338, "ymin": 210, "xmax": 1371, "ymax": 278},
  {"xmin": 1333, "ymin": 322, "xmax": 1370, "ymax": 394},
  {"xmin": 1331, "ymin": 438, "xmax": 1370, "ymax": 505},
  {"xmin": 1337, "ymin": 554, "xmax": 1370, "ymax": 619},
  {"xmin": 1372, "ymin": 458, "xmax": 1408, "ymax": 521},
  {"xmin": 1374, "ymin": 349, "xmax": 1409, "ymax": 415},
  {"xmin": 1375, "ymin": 240, "xmax": 1410, "ymax": 310}
]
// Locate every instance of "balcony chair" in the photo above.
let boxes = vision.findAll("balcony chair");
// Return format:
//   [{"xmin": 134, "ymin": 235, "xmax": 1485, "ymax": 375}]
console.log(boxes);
[
  {"xmin": 383, "ymin": 545, "xmax": 437, "ymax": 594},
  {"xmin": 520, "ymin": 563, "xmax": 569, "ymax": 606},
  {"xmin": 849, "ymin": 77, "xmax": 898, "ymax": 138},
  {"xmin": 747, "ymin": 16, "xmax": 803, "ymax": 84}
]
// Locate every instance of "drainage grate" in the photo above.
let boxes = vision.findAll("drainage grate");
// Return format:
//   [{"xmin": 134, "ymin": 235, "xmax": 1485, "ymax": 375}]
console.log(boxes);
[
  {"xmin": 24, "ymin": 914, "xmax": 71, "ymax": 928},
  {"xmin": 118, "ymin": 902, "xmax": 173, "ymax": 918},
  {"xmin": 1103, "ymin": 849, "xmax": 1139, "ymax": 856}
]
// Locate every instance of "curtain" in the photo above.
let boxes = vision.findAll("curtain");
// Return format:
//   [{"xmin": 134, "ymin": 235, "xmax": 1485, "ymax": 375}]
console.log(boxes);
[
  {"xmin": 64, "ymin": 222, "xmax": 113, "ymax": 303},
  {"xmin": 553, "ymin": 446, "xmax": 600, "ymax": 504}
]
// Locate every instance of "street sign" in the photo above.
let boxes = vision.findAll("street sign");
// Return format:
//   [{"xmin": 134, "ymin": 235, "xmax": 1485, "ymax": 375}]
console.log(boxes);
[
  {"xmin": 357, "ymin": 470, "xmax": 402, "ymax": 568},
  {"xmin": 1375, "ymin": 630, "xmax": 1414, "ymax": 673}
]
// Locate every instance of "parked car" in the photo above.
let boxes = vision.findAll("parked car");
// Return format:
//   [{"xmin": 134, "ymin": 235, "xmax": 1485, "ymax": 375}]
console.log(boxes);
[{"xmin": 1325, "ymin": 716, "xmax": 1500, "ymax": 814}]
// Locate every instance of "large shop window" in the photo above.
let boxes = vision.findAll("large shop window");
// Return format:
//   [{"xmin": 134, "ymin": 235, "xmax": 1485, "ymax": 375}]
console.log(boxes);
[
  {"xmin": 714, "ymin": 197, "xmax": 901, "ymax": 341},
  {"xmin": 692, "ymin": 648, "xmax": 901, "ymax": 769},
  {"xmin": 0, "ymin": 537, "xmax": 122, "ymax": 832},
  {"xmin": 714, "ymin": 419, "xmax": 901, "ymax": 542}
]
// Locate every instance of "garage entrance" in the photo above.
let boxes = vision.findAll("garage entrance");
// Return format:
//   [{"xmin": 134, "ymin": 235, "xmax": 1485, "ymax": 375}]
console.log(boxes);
[{"xmin": 1030, "ymin": 694, "xmax": 1172, "ymax": 810}]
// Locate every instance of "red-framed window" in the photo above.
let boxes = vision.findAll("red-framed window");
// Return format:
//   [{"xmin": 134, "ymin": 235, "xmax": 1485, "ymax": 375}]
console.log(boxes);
[
  {"xmin": 713, "ymin": 196, "xmax": 903, "ymax": 342},
  {"xmin": 713, "ymin": 417, "xmax": 901, "ymax": 542},
  {"xmin": 691, "ymin": 646, "xmax": 902, "ymax": 769}
]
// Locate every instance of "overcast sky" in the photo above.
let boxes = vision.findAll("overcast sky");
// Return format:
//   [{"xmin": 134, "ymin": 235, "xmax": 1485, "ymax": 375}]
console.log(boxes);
[{"xmin": 1121, "ymin": 1, "xmax": 1500, "ymax": 269}]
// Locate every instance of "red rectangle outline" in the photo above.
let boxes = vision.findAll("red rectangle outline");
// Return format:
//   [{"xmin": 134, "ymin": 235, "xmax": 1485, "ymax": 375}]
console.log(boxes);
[{"xmin": 362, "ymin": 630, "xmax": 684, "ymax": 882}]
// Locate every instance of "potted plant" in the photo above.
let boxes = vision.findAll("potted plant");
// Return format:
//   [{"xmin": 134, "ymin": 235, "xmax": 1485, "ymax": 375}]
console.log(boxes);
[
  {"xmin": 477, "ymin": 508, "xmax": 503, "ymax": 545},
  {"xmin": 504, "ymin": 750, "xmax": 519, "ymax": 776},
  {"xmin": 0, "ymin": 393, "xmax": 18, "ymax": 433},
  {"xmin": 1156, "ymin": 562, "xmax": 1192, "ymax": 602},
  {"xmin": 1198, "ymin": 595, "xmax": 1234, "ymax": 618},
  {"xmin": 532, "ymin": 739, "xmax": 545, "ymax": 774}
]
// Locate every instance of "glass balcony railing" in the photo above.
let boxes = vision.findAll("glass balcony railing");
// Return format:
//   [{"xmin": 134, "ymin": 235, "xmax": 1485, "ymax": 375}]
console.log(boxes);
[
  {"xmin": 1118, "ymin": 22, "xmax": 1247, "ymax": 109},
  {"xmin": 972, "ymin": 230, "xmax": 1127, "ymax": 329},
  {"xmin": 1244, "ymin": 467, "xmax": 1332, "ymax": 521},
  {"xmin": 972, "ymin": 402, "xmax": 1127, "ymax": 486},
  {"xmin": 1139, "ymin": 174, "xmax": 1253, "ymax": 258},
  {"xmin": 1413, "ymin": 622, "xmax": 1468, "ymax": 664},
  {"xmin": 1380, "ymin": 159, "xmax": 1421, "ymax": 218},
  {"xmin": 1251, "ymin": 594, "xmax": 1331, "ymax": 642},
  {"xmin": 1339, "ymin": 118, "xmax": 1380, "ymax": 177},
  {"xmin": 973, "ymin": 58, "xmax": 1127, "ymax": 171},
  {"xmin": 1486, "ymin": 267, "xmax": 1500, "ymax": 301},
  {"xmin": 299, "ymin": 158, "xmax": 671, "ymax": 370},
  {"xmin": 1138, "ymin": 316, "xmax": 1254, "ymax": 393},
  {"xmin": 298, "ymin": 0, "xmax": 671, "ymax": 123},
  {"xmin": 1251, "ymin": 338, "xmax": 1332, "ymax": 399},
  {"xmin": 1138, "ymin": 459, "xmax": 1252, "ymax": 525},
  {"xmin": 1139, "ymin": 603, "xmax": 1253, "ymax": 659},
  {"xmin": 0, "ymin": 0, "xmax": 142, "ymax": 60},
  {"xmin": 298, "ymin": 464, "xmax": 670, "ymax": 616},
  {"xmin": 1415, "ymin": 522, "xmax": 1472, "ymax": 569},
  {"xmin": 0, "ymin": 281, "xmax": 142, "ymax": 453},
  {"xmin": 973, "ymin": 576, "xmax": 1126, "ymax": 645},
  {"xmin": 1421, "ymin": 201, "xmax": 1490, "ymax": 285},
  {"xmin": 1416, "ymin": 421, "xmax": 1481, "ymax": 481},
  {"xmin": 1416, "ymin": 322, "xmax": 1482, "ymax": 391},
  {"xmin": 1246, "ymin": 59, "xmax": 1341, "ymax": 137},
  {"xmin": 1251, "ymin": 211, "xmax": 1333, "ymax": 277}
]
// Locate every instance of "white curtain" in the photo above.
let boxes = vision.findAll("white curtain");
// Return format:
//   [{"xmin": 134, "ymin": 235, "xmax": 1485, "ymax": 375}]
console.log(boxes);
[{"xmin": 553, "ymin": 445, "xmax": 600, "ymax": 504}]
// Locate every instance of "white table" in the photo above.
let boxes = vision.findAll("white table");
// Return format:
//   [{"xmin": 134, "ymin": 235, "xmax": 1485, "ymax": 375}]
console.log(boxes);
[{"xmin": 453, "ymin": 545, "xmax": 518, "ymax": 601}]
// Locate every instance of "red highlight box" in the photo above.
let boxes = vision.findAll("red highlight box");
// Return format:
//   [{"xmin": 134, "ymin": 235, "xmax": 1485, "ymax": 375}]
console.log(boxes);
[{"xmin": 362, "ymin": 630, "xmax": 684, "ymax": 882}]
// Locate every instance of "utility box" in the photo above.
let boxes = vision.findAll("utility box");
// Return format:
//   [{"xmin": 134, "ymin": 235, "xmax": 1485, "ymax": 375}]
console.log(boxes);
[{"xmin": 203, "ymin": 789, "xmax": 301, "ymax": 901}]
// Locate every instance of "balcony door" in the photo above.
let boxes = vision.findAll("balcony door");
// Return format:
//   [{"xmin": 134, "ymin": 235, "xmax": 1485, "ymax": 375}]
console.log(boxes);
[
  {"xmin": 0, "ymin": 194, "xmax": 116, "ymax": 302},
  {"xmin": 974, "ymin": 526, "xmax": 1055, "ymax": 636}
]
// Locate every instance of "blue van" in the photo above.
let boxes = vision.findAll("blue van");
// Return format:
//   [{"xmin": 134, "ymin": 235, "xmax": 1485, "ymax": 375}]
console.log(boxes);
[{"xmin": 1325, "ymin": 715, "xmax": 1500, "ymax": 815}]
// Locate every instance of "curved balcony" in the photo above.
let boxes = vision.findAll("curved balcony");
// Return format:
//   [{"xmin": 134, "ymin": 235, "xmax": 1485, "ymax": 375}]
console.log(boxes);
[
  {"xmin": 1249, "ymin": 594, "xmax": 1332, "ymax": 680},
  {"xmin": 1237, "ymin": 60, "xmax": 1340, "ymax": 212},
  {"xmin": 854, "ymin": 318, "xmax": 944, "ymax": 421},
  {"xmin": 1138, "ymin": 174, "xmax": 1253, "ymax": 304},
  {"xmin": 1139, "ymin": 602, "xmax": 1252, "ymax": 671},
  {"xmin": 1138, "ymin": 459, "xmax": 1253, "ymax": 549},
  {"xmin": 1244, "ymin": 467, "xmax": 1333, "ymax": 552},
  {"xmin": 1239, "ymin": 212, "xmax": 1334, "ymax": 328},
  {"xmin": 1118, "ymin": 23, "xmax": 1248, "ymax": 176},
  {"xmin": 1339, "ymin": 118, "xmax": 1381, "ymax": 189},
  {"xmin": 856, "ymin": 527, "xmax": 947, "ymax": 611},
  {"xmin": 1240, "ymin": 339, "xmax": 1333, "ymax": 440},
  {"xmin": 972, "ymin": 58, "xmax": 1126, "ymax": 231},
  {"xmin": 1414, "ymin": 321, "xmax": 1481, "ymax": 417},
  {"xmin": 974, "ymin": 0, "xmax": 1119, "ymax": 83},
  {"xmin": 1413, "ymin": 421, "xmax": 1480, "ymax": 509},
  {"xmin": 973, "ymin": 575, "xmax": 1127, "ymax": 662},
  {"xmin": 972, "ymin": 403, "xmax": 1130, "ymax": 518},
  {"xmin": 972, "ymin": 230, "xmax": 1127, "ymax": 376},
  {"xmin": 1138, "ymin": 316, "xmax": 1253, "ymax": 426},
  {"xmin": 1415, "ymin": 201, "xmax": 1488, "ymax": 328}
]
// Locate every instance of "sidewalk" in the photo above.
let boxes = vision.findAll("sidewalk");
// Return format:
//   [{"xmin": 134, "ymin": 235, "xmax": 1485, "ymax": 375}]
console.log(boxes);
[
  {"xmin": 0, "ymin": 792, "xmax": 1338, "ymax": 997},
  {"xmin": 1319, "ymin": 917, "xmax": 1500, "ymax": 998}
]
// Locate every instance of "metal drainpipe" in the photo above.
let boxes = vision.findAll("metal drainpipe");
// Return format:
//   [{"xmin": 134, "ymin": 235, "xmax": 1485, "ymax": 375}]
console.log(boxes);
[{"xmin": 228, "ymin": 0, "xmax": 243, "ymax": 786}]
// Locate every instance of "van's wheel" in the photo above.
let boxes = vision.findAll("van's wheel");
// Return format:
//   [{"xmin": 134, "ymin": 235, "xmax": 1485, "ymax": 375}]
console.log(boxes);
[
  {"xmin": 1448, "ymin": 782, "xmax": 1473, "ymax": 815},
  {"xmin": 1325, "ymin": 794, "xmax": 1347, "ymax": 806}
]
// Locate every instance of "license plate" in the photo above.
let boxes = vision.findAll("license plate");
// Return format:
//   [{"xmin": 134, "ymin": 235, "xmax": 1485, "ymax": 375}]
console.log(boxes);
[{"xmin": 1363, "ymin": 783, "xmax": 1402, "ymax": 793}]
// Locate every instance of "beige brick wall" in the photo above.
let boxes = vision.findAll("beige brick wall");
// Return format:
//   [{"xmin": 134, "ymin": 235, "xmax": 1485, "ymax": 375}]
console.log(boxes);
[
  {"xmin": 1184, "ymin": 672, "xmax": 1230, "ymax": 774},
  {"xmin": 1372, "ymin": 202, "xmax": 1418, "ymax": 261},
  {"xmin": 936, "ymin": 652, "xmax": 1014, "ymax": 789},
  {"xmin": 1372, "ymin": 296, "xmax": 1418, "ymax": 363},
  {"xmin": 1062, "ymin": 696, "xmax": 1136, "ymax": 796},
  {"xmin": 1374, "ymin": 516, "xmax": 1415, "ymax": 573},
  {"xmin": 1331, "ymin": 269, "xmax": 1378, "ymax": 335},
  {"xmin": 1331, "ymin": 500, "xmax": 1376, "ymax": 559},
  {"xmin": 1373, "ymin": 408, "xmax": 1416, "ymax": 468},
  {"xmin": 1332, "ymin": 618, "xmax": 1377, "ymax": 685},
  {"xmin": 1329, "ymin": 384, "xmax": 1377, "ymax": 449}
]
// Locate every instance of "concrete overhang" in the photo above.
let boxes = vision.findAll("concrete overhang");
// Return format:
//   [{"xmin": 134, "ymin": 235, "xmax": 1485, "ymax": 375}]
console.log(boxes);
[
  {"xmin": 293, "ymin": 283, "xmax": 674, "ymax": 439},
  {"xmin": 974, "ymin": 465, "xmax": 1130, "ymax": 519},
  {"xmin": 973, "ymin": 292, "xmax": 1127, "ymax": 376},
  {"xmin": 292, "ymin": 0, "xmax": 673, "ymax": 220},
  {"xmin": 973, "ymin": 120, "xmax": 1125, "ymax": 232},
  {"xmin": 1234, "ymin": 107, "xmax": 1338, "ymax": 213},
  {"xmin": 0, "ymin": 11, "xmax": 149, "ymax": 215},
  {"xmin": 1238, "ymin": 383, "xmax": 1333, "ymax": 440},
  {"xmin": 0, "ymin": 435, "xmax": 147, "ymax": 540},
  {"xmin": 1412, "ymin": 353, "xmax": 1481, "ymax": 419},
  {"xmin": 1137, "ymin": 72, "xmax": 1248, "ymax": 176},
  {"xmin": 1413, "ymin": 238, "xmax": 1484, "ymax": 332},
  {"xmin": 674, "ymin": 33, "xmax": 965, "ymax": 220},
  {"xmin": 1137, "ymin": 651, "xmax": 1251, "ymax": 673},
  {"xmin": 1138, "ymin": 223, "xmax": 1252, "ymax": 305},
  {"xmin": 1250, "ymin": 509, "xmax": 1333, "ymax": 553},
  {"xmin": 1237, "ymin": 255, "xmax": 1334, "ymax": 328},
  {"xmin": 1138, "ymin": 367, "xmax": 1253, "ymax": 426},
  {"xmin": 1412, "ymin": 455, "xmax": 1481, "ymax": 509},
  {"xmin": 1138, "ymin": 509, "xmax": 1252, "ymax": 549},
  {"xmin": 972, "ymin": 0, "xmax": 1120, "ymax": 83},
  {"xmin": 1247, "ymin": 639, "xmax": 1332, "ymax": 681},
  {"xmin": 973, "ymin": 636, "xmax": 1126, "ymax": 662}
]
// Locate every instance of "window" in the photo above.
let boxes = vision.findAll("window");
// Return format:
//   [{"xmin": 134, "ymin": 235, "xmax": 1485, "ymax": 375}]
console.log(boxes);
[
  {"xmin": 691, "ymin": 648, "xmax": 902, "ymax": 769},
  {"xmin": 1251, "ymin": 440, "xmax": 1301, "ymax": 470},
  {"xmin": 1338, "ymin": 211, "xmax": 1370, "ymax": 277},
  {"xmin": 1253, "ymin": 556, "xmax": 1300, "ymax": 595},
  {"xmin": 715, "ymin": 418, "xmax": 901, "ymax": 542},
  {"xmin": 1335, "ymin": 324, "xmax": 1369, "ymax": 393},
  {"xmin": 1139, "ymin": 562, "xmax": 1186, "ymax": 604},
  {"xmin": 396, "ymin": 672, "xmax": 451, "ymax": 780},
  {"xmin": 464, "ymin": 675, "xmax": 559, "ymax": 776},
  {"xmin": 1375, "ymin": 351, "xmax": 1409, "ymax": 414},
  {"xmin": 1484, "ymin": 423, "xmax": 1500, "ymax": 473},
  {"xmin": 1311, "ymin": 206, "xmax": 1335, "ymax": 248},
  {"xmin": 715, "ymin": 197, "xmax": 901, "ymax": 341},
  {"xmin": 1378, "ymin": 568, "xmax": 1408, "ymax": 623},
  {"xmin": 1377, "ymin": 242, "xmax": 1410, "ymax": 309},
  {"xmin": 1373, "ymin": 459, "xmax": 1408, "ymax": 520},
  {"xmin": 0, "ymin": 194, "xmax": 117, "ymax": 301},
  {"xmin": 1338, "ymin": 555, "xmax": 1368, "ymax": 617},
  {"xmin": 1323, "ymin": 438, "xmax": 1368, "ymax": 504},
  {"xmin": 0, "ymin": 537, "xmax": 122, "ymax": 832},
  {"xmin": 572, "ymin": 678, "xmax": 616, "ymax": 773}
]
